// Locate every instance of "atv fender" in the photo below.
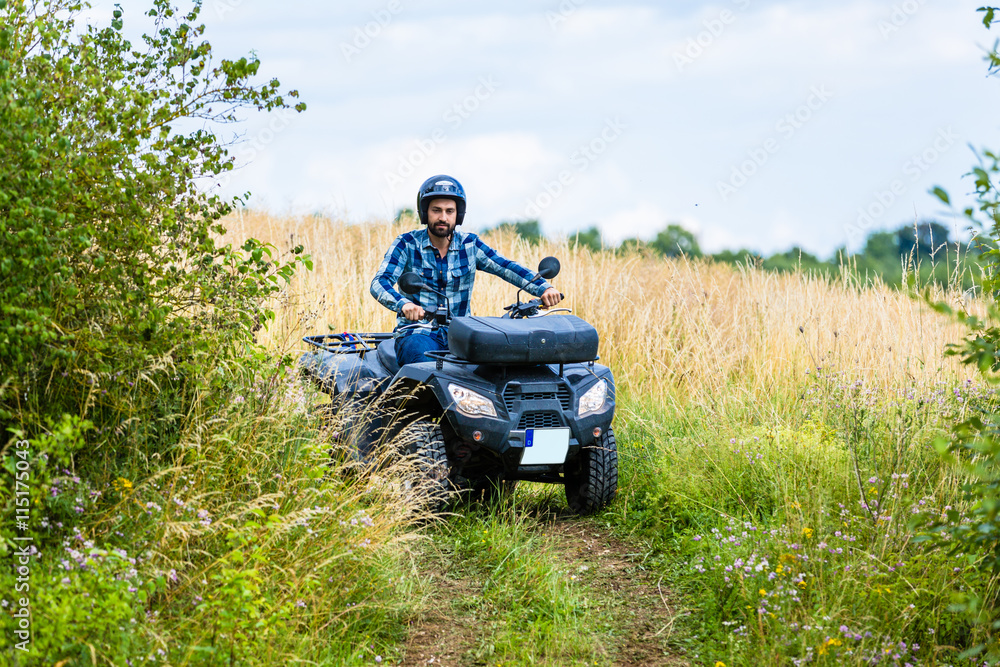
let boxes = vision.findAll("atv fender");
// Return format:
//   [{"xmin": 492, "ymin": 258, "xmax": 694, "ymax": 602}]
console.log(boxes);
[
  {"xmin": 388, "ymin": 362, "xmax": 513, "ymax": 453},
  {"xmin": 299, "ymin": 349, "xmax": 389, "ymax": 397}
]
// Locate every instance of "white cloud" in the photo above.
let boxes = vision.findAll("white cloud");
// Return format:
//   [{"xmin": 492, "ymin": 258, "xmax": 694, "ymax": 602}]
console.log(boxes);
[
  {"xmin": 593, "ymin": 202, "xmax": 671, "ymax": 244},
  {"xmin": 77, "ymin": 0, "xmax": 1000, "ymax": 258}
]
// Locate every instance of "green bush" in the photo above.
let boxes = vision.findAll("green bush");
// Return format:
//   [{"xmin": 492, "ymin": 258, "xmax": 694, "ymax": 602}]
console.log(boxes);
[
  {"xmin": 0, "ymin": 0, "xmax": 307, "ymax": 445},
  {"xmin": 0, "ymin": 0, "xmax": 312, "ymax": 551}
]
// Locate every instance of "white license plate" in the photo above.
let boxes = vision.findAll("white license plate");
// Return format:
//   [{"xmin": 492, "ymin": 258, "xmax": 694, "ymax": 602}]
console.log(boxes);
[{"xmin": 520, "ymin": 428, "xmax": 570, "ymax": 465}]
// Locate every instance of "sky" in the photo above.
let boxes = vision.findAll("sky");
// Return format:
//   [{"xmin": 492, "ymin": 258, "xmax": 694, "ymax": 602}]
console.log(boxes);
[{"xmin": 86, "ymin": 1, "xmax": 1000, "ymax": 257}]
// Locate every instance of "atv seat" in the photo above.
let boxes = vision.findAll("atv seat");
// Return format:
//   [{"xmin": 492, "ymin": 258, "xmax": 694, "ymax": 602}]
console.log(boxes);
[{"xmin": 377, "ymin": 339, "xmax": 400, "ymax": 375}]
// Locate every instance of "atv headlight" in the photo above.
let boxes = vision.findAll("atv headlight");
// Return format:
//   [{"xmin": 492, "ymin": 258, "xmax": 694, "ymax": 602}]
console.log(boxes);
[
  {"xmin": 578, "ymin": 379, "xmax": 607, "ymax": 416},
  {"xmin": 448, "ymin": 383, "xmax": 497, "ymax": 418}
]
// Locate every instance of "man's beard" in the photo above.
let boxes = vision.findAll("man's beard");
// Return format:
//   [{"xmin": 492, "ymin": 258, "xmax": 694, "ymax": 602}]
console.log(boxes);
[{"xmin": 429, "ymin": 222, "xmax": 454, "ymax": 238}]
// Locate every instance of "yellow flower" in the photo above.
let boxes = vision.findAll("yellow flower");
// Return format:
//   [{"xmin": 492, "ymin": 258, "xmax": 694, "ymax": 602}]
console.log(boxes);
[
  {"xmin": 715, "ymin": 662, "xmax": 727, "ymax": 667},
  {"xmin": 826, "ymin": 638, "xmax": 842, "ymax": 647},
  {"xmin": 114, "ymin": 477, "xmax": 133, "ymax": 494},
  {"xmin": 802, "ymin": 527, "xmax": 814, "ymax": 539},
  {"xmin": 776, "ymin": 565, "xmax": 785, "ymax": 575},
  {"xmin": 818, "ymin": 645, "xmax": 828, "ymax": 656},
  {"xmin": 759, "ymin": 588, "xmax": 767, "ymax": 596}
]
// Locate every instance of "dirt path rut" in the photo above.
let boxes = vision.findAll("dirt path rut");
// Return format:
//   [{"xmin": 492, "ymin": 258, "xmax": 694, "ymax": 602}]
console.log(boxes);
[{"xmin": 400, "ymin": 509, "xmax": 687, "ymax": 666}]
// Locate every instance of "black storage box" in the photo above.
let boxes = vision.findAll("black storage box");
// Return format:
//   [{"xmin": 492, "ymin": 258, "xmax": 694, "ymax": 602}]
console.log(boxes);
[{"xmin": 447, "ymin": 315, "xmax": 599, "ymax": 364}]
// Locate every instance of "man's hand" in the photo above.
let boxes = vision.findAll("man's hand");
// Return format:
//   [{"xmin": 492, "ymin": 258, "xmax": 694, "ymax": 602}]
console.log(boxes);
[
  {"xmin": 401, "ymin": 302, "xmax": 426, "ymax": 321},
  {"xmin": 540, "ymin": 287, "xmax": 562, "ymax": 308}
]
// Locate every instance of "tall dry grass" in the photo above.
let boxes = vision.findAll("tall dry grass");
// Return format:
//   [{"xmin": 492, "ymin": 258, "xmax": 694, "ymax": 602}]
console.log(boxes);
[
  {"xmin": 215, "ymin": 211, "xmax": 993, "ymax": 664},
  {"xmin": 221, "ymin": 210, "xmax": 974, "ymax": 409}
]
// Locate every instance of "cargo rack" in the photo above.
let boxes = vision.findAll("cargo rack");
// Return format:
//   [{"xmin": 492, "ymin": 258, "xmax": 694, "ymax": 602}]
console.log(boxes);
[{"xmin": 302, "ymin": 332, "xmax": 393, "ymax": 358}]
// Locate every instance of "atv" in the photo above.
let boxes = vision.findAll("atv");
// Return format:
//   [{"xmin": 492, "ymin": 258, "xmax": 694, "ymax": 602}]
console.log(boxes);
[{"xmin": 298, "ymin": 257, "xmax": 617, "ymax": 515}]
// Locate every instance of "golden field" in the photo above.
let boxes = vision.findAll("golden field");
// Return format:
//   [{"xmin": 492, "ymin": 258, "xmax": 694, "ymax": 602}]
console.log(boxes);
[{"xmin": 221, "ymin": 210, "xmax": 975, "ymax": 408}]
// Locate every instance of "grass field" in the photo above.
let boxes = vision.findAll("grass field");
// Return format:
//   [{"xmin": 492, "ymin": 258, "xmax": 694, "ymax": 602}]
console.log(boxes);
[
  {"xmin": 13, "ymin": 211, "xmax": 984, "ymax": 665},
  {"xmin": 209, "ymin": 210, "xmax": 994, "ymax": 665}
]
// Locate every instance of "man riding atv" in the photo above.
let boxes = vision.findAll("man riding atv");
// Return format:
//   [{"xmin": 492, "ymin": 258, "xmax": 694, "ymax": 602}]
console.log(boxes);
[
  {"xmin": 370, "ymin": 174, "xmax": 563, "ymax": 363},
  {"xmin": 301, "ymin": 173, "xmax": 617, "ymax": 514}
]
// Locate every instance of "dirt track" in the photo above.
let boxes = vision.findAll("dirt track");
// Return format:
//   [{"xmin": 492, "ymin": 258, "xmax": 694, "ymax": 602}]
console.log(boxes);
[{"xmin": 400, "ymin": 509, "xmax": 688, "ymax": 666}]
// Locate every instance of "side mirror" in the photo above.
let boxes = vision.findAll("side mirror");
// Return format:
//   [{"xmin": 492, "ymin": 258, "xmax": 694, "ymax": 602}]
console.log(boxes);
[
  {"xmin": 398, "ymin": 272, "xmax": 425, "ymax": 295},
  {"xmin": 537, "ymin": 256, "xmax": 560, "ymax": 280}
]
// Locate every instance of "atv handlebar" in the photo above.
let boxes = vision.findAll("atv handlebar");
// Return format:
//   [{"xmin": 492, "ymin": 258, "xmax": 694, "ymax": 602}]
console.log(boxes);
[
  {"xmin": 503, "ymin": 293, "xmax": 566, "ymax": 319},
  {"xmin": 396, "ymin": 257, "xmax": 568, "ymax": 324}
]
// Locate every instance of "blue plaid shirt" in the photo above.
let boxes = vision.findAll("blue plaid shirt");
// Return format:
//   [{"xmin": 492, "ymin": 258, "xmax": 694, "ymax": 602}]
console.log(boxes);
[{"xmin": 370, "ymin": 228, "xmax": 552, "ymax": 336}]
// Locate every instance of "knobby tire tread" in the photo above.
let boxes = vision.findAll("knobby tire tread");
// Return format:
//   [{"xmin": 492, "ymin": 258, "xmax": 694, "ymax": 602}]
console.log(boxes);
[{"xmin": 566, "ymin": 427, "xmax": 618, "ymax": 515}]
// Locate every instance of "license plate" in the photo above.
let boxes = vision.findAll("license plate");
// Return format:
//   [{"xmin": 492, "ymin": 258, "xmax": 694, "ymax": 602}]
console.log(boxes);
[{"xmin": 520, "ymin": 428, "xmax": 570, "ymax": 465}]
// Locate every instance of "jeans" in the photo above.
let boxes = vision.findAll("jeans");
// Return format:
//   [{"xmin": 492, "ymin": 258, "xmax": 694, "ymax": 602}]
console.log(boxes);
[{"xmin": 395, "ymin": 329, "xmax": 448, "ymax": 366}]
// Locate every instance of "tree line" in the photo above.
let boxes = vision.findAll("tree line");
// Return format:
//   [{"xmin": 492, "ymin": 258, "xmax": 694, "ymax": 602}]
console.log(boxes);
[{"xmin": 478, "ymin": 218, "xmax": 984, "ymax": 289}]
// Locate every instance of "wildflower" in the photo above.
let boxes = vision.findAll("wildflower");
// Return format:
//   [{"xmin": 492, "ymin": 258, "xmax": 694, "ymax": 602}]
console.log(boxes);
[
  {"xmin": 715, "ymin": 662, "xmax": 727, "ymax": 667},
  {"xmin": 802, "ymin": 527, "xmax": 813, "ymax": 539}
]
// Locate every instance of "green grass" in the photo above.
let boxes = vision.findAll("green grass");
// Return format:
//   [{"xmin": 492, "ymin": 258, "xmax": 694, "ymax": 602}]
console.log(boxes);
[
  {"xmin": 7, "ymin": 344, "xmax": 999, "ymax": 666},
  {"xmin": 417, "ymin": 495, "xmax": 612, "ymax": 665},
  {"xmin": 606, "ymin": 373, "xmax": 998, "ymax": 665},
  {"xmin": 0, "ymin": 360, "xmax": 421, "ymax": 666}
]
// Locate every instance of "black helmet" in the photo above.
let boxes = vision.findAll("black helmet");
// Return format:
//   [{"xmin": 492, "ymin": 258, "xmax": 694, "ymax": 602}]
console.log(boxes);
[{"xmin": 417, "ymin": 175, "xmax": 466, "ymax": 226}]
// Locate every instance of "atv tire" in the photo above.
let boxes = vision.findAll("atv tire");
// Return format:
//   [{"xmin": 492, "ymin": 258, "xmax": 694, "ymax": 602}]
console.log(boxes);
[
  {"xmin": 401, "ymin": 421, "xmax": 454, "ymax": 511},
  {"xmin": 325, "ymin": 394, "xmax": 378, "ymax": 463},
  {"xmin": 564, "ymin": 427, "xmax": 618, "ymax": 515}
]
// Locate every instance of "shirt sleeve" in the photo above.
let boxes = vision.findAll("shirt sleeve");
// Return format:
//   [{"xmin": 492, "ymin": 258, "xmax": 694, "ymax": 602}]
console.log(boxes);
[
  {"xmin": 472, "ymin": 236, "xmax": 551, "ymax": 297},
  {"xmin": 370, "ymin": 235, "xmax": 412, "ymax": 313}
]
